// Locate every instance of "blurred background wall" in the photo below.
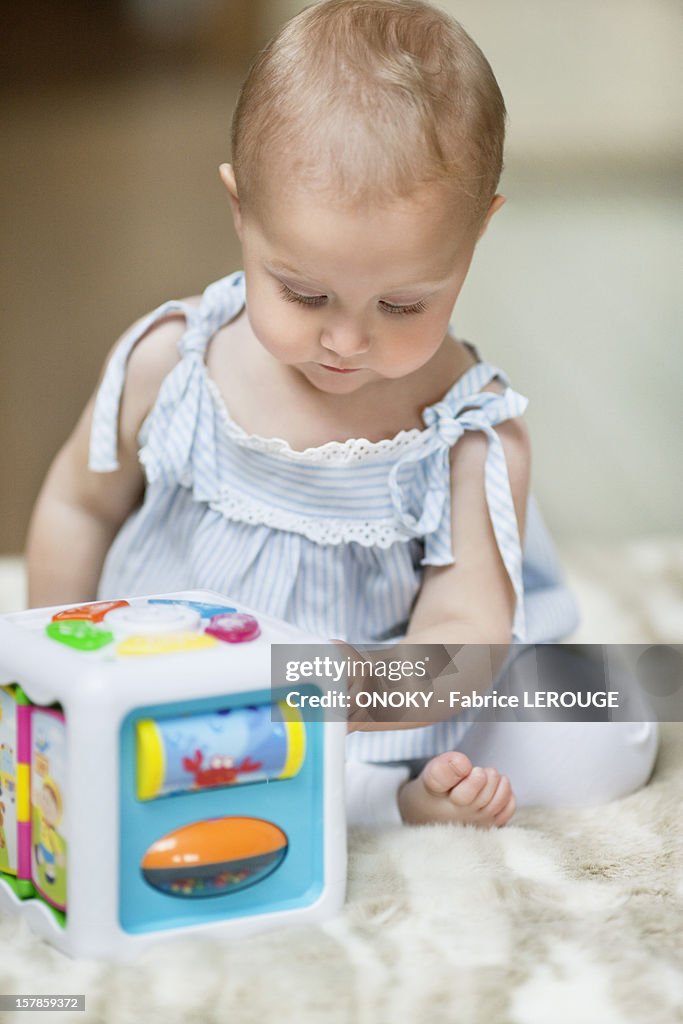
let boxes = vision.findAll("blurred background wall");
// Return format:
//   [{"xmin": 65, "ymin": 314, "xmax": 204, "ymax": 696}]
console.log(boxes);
[{"xmin": 2, "ymin": 0, "xmax": 681, "ymax": 553}]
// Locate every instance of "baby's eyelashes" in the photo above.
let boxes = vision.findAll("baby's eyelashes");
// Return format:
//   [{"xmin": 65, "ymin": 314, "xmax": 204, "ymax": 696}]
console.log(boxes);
[{"xmin": 278, "ymin": 281, "xmax": 428, "ymax": 315}]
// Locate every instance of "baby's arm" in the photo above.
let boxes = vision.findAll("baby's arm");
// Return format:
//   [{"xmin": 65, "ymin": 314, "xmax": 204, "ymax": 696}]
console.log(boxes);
[
  {"xmin": 26, "ymin": 314, "xmax": 186, "ymax": 607},
  {"xmin": 408, "ymin": 385, "xmax": 531, "ymax": 649},
  {"xmin": 347, "ymin": 382, "xmax": 531, "ymax": 730}
]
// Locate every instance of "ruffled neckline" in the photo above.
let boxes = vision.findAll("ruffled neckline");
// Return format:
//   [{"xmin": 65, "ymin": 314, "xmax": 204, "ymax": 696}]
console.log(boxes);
[{"xmin": 204, "ymin": 376, "xmax": 428, "ymax": 464}]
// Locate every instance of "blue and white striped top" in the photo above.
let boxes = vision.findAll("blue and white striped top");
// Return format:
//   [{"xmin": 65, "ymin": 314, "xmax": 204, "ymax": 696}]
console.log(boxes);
[{"xmin": 90, "ymin": 271, "xmax": 579, "ymax": 761}]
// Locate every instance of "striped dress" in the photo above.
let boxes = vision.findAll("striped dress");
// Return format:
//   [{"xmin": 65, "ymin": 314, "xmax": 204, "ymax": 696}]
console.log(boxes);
[{"xmin": 90, "ymin": 271, "xmax": 580, "ymax": 762}]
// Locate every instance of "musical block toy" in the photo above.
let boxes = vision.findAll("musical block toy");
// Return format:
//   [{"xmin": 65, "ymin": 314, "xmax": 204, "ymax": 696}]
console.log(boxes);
[{"xmin": 0, "ymin": 591, "xmax": 346, "ymax": 960}]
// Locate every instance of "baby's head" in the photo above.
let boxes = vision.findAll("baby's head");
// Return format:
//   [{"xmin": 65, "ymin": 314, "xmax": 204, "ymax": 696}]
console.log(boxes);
[
  {"xmin": 231, "ymin": 0, "xmax": 505, "ymax": 223},
  {"xmin": 221, "ymin": 0, "xmax": 507, "ymax": 394}
]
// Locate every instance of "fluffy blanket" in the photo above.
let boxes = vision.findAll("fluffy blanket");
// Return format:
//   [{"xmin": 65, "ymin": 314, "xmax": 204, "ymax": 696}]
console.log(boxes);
[{"xmin": 0, "ymin": 545, "xmax": 681, "ymax": 1024}]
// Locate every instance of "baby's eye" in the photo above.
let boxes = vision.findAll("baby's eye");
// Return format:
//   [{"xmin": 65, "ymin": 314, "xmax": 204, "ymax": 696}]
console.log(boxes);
[
  {"xmin": 279, "ymin": 282, "xmax": 327, "ymax": 307},
  {"xmin": 380, "ymin": 299, "xmax": 428, "ymax": 315},
  {"xmin": 278, "ymin": 281, "xmax": 427, "ymax": 316}
]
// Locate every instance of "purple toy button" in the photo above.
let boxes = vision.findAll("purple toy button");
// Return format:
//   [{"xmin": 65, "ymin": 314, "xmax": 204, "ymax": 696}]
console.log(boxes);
[{"xmin": 205, "ymin": 612, "xmax": 261, "ymax": 644}]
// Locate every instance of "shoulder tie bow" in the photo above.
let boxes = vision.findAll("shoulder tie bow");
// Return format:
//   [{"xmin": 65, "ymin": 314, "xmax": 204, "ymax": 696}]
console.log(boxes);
[
  {"xmin": 89, "ymin": 274, "xmax": 246, "ymax": 494},
  {"xmin": 143, "ymin": 277, "xmax": 246, "ymax": 493}
]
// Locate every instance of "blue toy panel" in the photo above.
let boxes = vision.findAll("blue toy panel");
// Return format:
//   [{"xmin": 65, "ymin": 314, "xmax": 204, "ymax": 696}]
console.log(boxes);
[{"xmin": 119, "ymin": 688, "xmax": 324, "ymax": 934}]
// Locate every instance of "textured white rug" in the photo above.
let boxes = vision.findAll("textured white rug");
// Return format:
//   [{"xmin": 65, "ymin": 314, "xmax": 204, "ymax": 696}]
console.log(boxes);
[{"xmin": 0, "ymin": 545, "xmax": 681, "ymax": 1024}]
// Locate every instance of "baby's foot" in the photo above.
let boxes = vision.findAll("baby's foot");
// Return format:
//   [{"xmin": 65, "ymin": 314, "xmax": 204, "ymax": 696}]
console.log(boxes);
[{"xmin": 398, "ymin": 752, "xmax": 516, "ymax": 828}]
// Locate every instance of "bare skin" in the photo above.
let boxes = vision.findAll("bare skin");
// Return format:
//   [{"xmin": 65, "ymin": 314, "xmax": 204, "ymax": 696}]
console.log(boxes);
[{"xmin": 398, "ymin": 752, "xmax": 516, "ymax": 827}]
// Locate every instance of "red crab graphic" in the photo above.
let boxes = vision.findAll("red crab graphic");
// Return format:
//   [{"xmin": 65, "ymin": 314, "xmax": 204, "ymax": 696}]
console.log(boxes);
[{"xmin": 181, "ymin": 749, "xmax": 264, "ymax": 788}]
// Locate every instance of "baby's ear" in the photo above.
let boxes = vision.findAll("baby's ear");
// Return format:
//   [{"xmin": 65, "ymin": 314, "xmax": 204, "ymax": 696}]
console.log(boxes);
[
  {"xmin": 219, "ymin": 163, "xmax": 243, "ymax": 239},
  {"xmin": 477, "ymin": 194, "xmax": 506, "ymax": 241}
]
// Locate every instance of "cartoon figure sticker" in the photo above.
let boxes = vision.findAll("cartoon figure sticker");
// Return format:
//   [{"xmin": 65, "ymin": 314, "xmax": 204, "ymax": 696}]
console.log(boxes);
[
  {"xmin": 30, "ymin": 709, "xmax": 67, "ymax": 911},
  {"xmin": 35, "ymin": 777, "xmax": 64, "ymax": 885}
]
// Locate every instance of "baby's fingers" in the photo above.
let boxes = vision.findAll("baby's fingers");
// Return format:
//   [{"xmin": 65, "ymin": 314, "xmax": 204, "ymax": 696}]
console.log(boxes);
[{"xmin": 330, "ymin": 638, "xmax": 378, "ymax": 728}]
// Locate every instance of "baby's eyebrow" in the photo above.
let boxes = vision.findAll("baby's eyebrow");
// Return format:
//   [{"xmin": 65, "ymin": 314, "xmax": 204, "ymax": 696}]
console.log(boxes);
[{"xmin": 266, "ymin": 260, "xmax": 451, "ymax": 295}]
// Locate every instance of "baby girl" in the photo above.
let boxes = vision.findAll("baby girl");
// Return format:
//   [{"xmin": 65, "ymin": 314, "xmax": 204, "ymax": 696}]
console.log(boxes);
[{"xmin": 27, "ymin": 0, "xmax": 658, "ymax": 827}]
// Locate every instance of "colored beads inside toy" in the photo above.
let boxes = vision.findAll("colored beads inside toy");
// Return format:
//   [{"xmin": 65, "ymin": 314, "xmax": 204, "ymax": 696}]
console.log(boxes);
[
  {"xmin": 205, "ymin": 613, "xmax": 261, "ymax": 644},
  {"xmin": 140, "ymin": 817, "xmax": 287, "ymax": 897},
  {"xmin": 46, "ymin": 620, "xmax": 114, "ymax": 651}
]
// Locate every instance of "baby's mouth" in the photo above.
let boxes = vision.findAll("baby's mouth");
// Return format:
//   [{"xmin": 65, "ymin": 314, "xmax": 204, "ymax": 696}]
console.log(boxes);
[{"xmin": 318, "ymin": 364, "xmax": 362, "ymax": 374}]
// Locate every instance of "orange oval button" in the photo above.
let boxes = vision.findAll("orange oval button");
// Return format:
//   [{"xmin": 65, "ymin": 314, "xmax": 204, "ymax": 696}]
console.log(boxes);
[{"xmin": 141, "ymin": 817, "xmax": 288, "ymax": 898}]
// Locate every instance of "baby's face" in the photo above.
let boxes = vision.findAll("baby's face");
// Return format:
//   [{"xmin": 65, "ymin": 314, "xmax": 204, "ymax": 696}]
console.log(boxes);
[{"xmin": 226, "ymin": 172, "xmax": 499, "ymax": 396}]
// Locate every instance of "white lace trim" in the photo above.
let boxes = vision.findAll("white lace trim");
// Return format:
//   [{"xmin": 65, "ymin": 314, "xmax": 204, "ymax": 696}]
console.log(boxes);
[
  {"xmin": 205, "ymin": 377, "xmax": 428, "ymax": 464},
  {"xmin": 209, "ymin": 491, "xmax": 413, "ymax": 547}
]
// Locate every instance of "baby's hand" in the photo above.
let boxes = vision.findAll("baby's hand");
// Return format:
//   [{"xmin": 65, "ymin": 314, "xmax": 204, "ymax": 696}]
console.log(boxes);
[
  {"xmin": 330, "ymin": 638, "xmax": 451, "ymax": 732},
  {"xmin": 330, "ymin": 639, "xmax": 386, "ymax": 730}
]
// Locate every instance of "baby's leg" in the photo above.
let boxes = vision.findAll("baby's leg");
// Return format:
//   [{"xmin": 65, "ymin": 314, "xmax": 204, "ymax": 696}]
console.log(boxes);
[
  {"xmin": 345, "ymin": 646, "xmax": 659, "ymax": 825},
  {"xmin": 457, "ymin": 646, "xmax": 660, "ymax": 808},
  {"xmin": 457, "ymin": 719, "xmax": 659, "ymax": 808}
]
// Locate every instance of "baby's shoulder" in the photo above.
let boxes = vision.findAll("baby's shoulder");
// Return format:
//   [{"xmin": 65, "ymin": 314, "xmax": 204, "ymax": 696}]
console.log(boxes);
[
  {"xmin": 436, "ymin": 334, "xmax": 506, "ymax": 402},
  {"xmin": 442, "ymin": 335, "xmax": 524, "ymax": 405},
  {"xmin": 122, "ymin": 295, "xmax": 200, "ymax": 387},
  {"xmin": 111, "ymin": 295, "xmax": 201, "ymax": 440},
  {"xmin": 439, "ymin": 336, "xmax": 530, "ymax": 462}
]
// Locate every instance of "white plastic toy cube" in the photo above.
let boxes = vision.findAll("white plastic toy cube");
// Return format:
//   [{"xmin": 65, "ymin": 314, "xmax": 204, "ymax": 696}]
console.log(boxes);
[{"xmin": 0, "ymin": 591, "xmax": 346, "ymax": 960}]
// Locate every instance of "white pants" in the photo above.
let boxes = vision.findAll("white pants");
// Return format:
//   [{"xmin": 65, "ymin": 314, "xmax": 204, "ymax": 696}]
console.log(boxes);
[{"xmin": 345, "ymin": 645, "xmax": 661, "ymax": 827}]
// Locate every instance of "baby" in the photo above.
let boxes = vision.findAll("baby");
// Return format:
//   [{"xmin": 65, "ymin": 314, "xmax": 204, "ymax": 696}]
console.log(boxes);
[{"xmin": 26, "ymin": 0, "xmax": 658, "ymax": 827}]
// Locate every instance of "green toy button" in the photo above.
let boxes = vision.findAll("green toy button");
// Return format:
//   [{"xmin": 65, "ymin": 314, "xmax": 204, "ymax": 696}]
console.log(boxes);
[{"xmin": 46, "ymin": 619, "xmax": 114, "ymax": 651}]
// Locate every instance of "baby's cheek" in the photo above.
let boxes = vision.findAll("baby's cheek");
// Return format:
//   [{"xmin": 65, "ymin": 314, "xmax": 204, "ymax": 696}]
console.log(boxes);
[
  {"xmin": 381, "ymin": 334, "xmax": 443, "ymax": 378},
  {"xmin": 248, "ymin": 302, "xmax": 309, "ymax": 362}
]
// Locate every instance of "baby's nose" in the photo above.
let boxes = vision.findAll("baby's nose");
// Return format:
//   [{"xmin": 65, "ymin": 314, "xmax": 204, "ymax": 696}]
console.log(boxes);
[{"xmin": 320, "ymin": 324, "xmax": 370, "ymax": 358}]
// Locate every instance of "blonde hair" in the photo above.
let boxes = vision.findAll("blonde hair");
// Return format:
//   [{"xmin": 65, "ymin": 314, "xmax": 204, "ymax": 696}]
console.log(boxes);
[{"xmin": 231, "ymin": 0, "xmax": 506, "ymax": 221}]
